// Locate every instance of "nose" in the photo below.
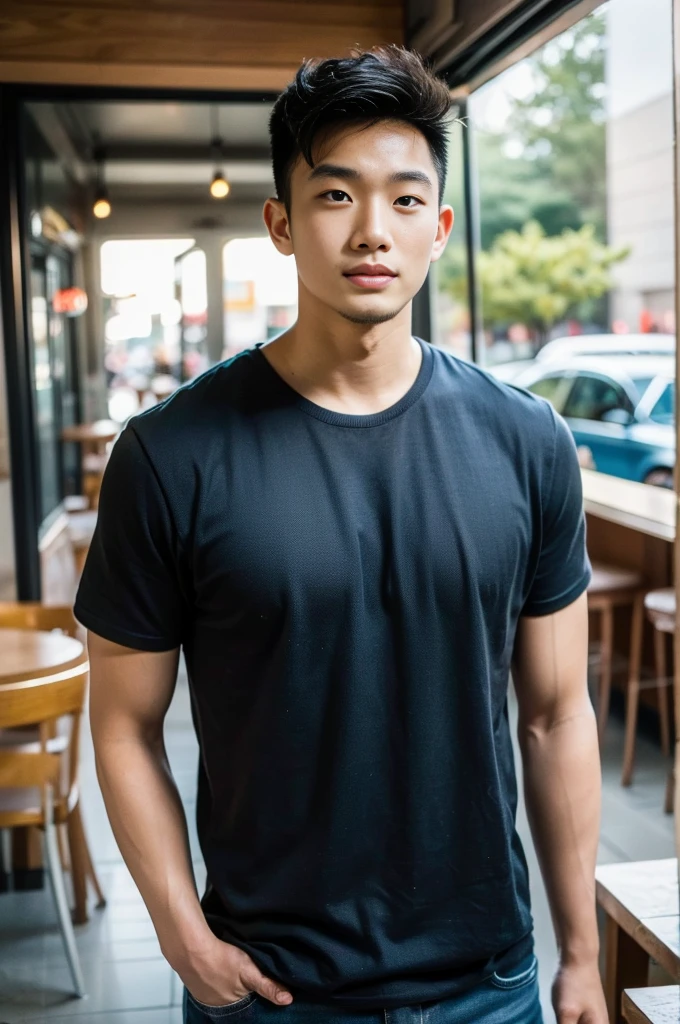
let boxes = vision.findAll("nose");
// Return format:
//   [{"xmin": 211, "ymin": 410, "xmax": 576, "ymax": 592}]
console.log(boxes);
[{"xmin": 348, "ymin": 198, "xmax": 392, "ymax": 252}]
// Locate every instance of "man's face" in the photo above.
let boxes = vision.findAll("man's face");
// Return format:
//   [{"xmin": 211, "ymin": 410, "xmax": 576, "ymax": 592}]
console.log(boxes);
[{"xmin": 265, "ymin": 120, "xmax": 453, "ymax": 325}]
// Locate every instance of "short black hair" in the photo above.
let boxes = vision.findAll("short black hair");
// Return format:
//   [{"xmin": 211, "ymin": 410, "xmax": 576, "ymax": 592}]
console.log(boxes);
[{"xmin": 269, "ymin": 45, "xmax": 452, "ymax": 210}]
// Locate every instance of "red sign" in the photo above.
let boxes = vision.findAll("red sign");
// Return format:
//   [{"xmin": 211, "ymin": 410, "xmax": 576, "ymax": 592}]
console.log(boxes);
[{"xmin": 53, "ymin": 287, "xmax": 88, "ymax": 317}]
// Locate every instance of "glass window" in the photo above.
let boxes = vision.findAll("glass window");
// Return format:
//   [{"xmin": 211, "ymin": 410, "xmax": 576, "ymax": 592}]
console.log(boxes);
[
  {"xmin": 629, "ymin": 376, "xmax": 655, "ymax": 402},
  {"xmin": 526, "ymin": 374, "xmax": 573, "ymax": 413},
  {"xmin": 445, "ymin": 0, "xmax": 675, "ymax": 486},
  {"xmin": 649, "ymin": 381, "xmax": 674, "ymax": 424},
  {"xmin": 432, "ymin": 112, "xmax": 471, "ymax": 359},
  {"xmin": 30, "ymin": 258, "xmax": 61, "ymax": 525},
  {"xmin": 562, "ymin": 374, "xmax": 633, "ymax": 420}
]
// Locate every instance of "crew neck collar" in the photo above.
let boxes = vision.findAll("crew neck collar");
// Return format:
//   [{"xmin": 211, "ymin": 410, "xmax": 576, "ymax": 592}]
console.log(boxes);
[{"xmin": 252, "ymin": 336, "xmax": 434, "ymax": 428}]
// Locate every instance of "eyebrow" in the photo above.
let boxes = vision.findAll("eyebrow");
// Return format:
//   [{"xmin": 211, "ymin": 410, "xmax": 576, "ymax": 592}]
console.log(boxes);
[{"xmin": 307, "ymin": 163, "xmax": 433, "ymax": 191}]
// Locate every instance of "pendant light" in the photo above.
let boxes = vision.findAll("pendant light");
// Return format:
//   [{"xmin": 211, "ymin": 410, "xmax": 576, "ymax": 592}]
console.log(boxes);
[
  {"xmin": 93, "ymin": 147, "xmax": 111, "ymax": 219},
  {"xmin": 209, "ymin": 106, "xmax": 230, "ymax": 199}
]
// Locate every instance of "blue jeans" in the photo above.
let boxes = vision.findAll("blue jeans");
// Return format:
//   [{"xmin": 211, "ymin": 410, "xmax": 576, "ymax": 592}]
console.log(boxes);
[{"xmin": 183, "ymin": 949, "xmax": 543, "ymax": 1024}]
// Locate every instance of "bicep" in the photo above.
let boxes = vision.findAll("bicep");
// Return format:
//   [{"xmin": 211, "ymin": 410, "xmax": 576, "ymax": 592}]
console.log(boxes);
[
  {"xmin": 87, "ymin": 630, "xmax": 180, "ymax": 744},
  {"xmin": 511, "ymin": 590, "xmax": 590, "ymax": 729}
]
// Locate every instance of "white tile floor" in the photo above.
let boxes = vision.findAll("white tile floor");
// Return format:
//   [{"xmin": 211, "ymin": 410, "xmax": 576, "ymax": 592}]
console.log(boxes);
[{"xmin": 0, "ymin": 656, "xmax": 675, "ymax": 1023}]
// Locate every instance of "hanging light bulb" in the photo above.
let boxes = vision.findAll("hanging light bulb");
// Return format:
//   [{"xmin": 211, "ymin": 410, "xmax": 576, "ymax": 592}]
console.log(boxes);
[
  {"xmin": 210, "ymin": 171, "xmax": 230, "ymax": 199},
  {"xmin": 209, "ymin": 106, "xmax": 230, "ymax": 200},
  {"xmin": 93, "ymin": 194, "xmax": 111, "ymax": 219},
  {"xmin": 92, "ymin": 147, "xmax": 112, "ymax": 219}
]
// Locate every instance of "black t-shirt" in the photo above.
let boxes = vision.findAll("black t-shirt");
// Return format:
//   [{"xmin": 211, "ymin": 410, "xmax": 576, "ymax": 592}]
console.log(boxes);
[{"xmin": 74, "ymin": 336, "xmax": 591, "ymax": 1010}]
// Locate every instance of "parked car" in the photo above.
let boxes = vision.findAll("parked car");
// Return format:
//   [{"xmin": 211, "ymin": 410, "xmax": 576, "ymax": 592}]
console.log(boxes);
[
  {"xmin": 510, "ymin": 355, "xmax": 675, "ymax": 487},
  {"xmin": 487, "ymin": 333, "xmax": 676, "ymax": 385},
  {"xmin": 536, "ymin": 332, "xmax": 675, "ymax": 363},
  {"xmin": 486, "ymin": 358, "xmax": 536, "ymax": 383}
]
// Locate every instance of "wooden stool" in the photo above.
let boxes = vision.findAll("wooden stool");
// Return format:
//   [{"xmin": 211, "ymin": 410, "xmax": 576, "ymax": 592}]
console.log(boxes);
[
  {"xmin": 587, "ymin": 562, "xmax": 645, "ymax": 785},
  {"xmin": 645, "ymin": 587, "xmax": 676, "ymax": 813},
  {"xmin": 623, "ymin": 986, "xmax": 679, "ymax": 1024}
]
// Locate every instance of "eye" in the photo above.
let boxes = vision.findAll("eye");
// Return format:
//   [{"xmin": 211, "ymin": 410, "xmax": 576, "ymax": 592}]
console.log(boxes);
[
  {"xmin": 394, "ymin": 195, "xmax": 422, "ymax": 208},
  {"xmin": 321, "ymin": 190, "xmax": 351, "ymax": 202}
]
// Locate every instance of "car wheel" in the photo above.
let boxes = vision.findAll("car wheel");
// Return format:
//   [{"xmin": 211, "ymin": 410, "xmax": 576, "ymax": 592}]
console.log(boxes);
[{"xmin": 643, "ymin": 468, "xmax": 674, "ymax": 489}]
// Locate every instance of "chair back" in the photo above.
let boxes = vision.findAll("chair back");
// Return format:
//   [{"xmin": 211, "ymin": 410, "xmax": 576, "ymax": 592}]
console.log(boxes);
[
  {"xmin": 0, "ymin": 749, "xmax": 61, "ymax": 790},
  {"xmin": 0, "ymin": 670, "xmax": 88, "ymax": 811},
  {"xmin": 0, "ymin": 672, "xmax": 86, "ymax": 730},
  {"xmin": 0, "ymin": 602, "xmax": 79, "ymax": 638}
]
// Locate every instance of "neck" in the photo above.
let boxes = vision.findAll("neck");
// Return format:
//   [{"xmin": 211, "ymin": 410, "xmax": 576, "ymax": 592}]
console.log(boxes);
[{"xmin": 260, "ymin": 283, "xmax": 422, "ymax": 416}]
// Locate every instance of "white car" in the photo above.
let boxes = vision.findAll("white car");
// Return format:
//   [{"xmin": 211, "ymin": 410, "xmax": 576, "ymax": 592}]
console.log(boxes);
[
  {"xmin": 487, "ymin": 333, "xmax": 675, "ymax": 384},
  {"xmin": 537, "ymin": 333, "xmax": 675, "ymax": 363}
]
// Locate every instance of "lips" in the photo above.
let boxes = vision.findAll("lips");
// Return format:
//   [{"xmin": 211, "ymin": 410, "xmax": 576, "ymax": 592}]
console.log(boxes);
[{"xmin": 343, "ymin": 264, "xmax": 398, "ymax": 290}]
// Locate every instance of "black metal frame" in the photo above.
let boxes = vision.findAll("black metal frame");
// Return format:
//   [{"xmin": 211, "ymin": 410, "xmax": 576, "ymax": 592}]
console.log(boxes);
[
  {"xmin": 458, "ymin": 98, "xmax": 483, "ymax": 366},
  {"xmin": 412, "ymin": 273, "xmax": 432, "ymax": 343},
  {"xmin": 443, "ymin": 0, "xmax": 595, "ymax": 89},
  {"xmin": 0, "ymin": 87, "xmax": 41, "ymax": 598}
]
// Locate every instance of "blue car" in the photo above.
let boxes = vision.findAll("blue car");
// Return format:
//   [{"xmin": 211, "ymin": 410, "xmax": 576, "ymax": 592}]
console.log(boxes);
[{"xmin": 510, "ymin": 355, "xmax": 675, "ymax": 488}]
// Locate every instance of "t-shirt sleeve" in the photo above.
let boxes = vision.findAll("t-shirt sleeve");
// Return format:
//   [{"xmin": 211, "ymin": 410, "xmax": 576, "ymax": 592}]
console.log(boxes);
[
  {"xmin": 73, "ymin": 424, "xmax": 186, "ymax": 651},
  {"xmin": 521, "ymin": 405, "xmax": 592, "ymax": 617}
]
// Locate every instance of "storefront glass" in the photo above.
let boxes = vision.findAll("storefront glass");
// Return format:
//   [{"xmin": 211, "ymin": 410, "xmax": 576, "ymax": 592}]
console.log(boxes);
[{"xmin": 437, "ymin": 0, "xmax": 675, "ymax": 488}]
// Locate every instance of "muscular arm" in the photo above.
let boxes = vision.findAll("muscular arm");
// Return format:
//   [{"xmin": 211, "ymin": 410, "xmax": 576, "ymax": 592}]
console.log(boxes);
[
  {"xmin": 511, "ymin": 591, "xmax": 606, "ymax": 1021},
  {"xmin": 87, "ymin": 631, "xmax": 293, "ymax": 1007},
  {"xmin": 88, "ymin": 632, "xmax": 208, "ymax": 965}
]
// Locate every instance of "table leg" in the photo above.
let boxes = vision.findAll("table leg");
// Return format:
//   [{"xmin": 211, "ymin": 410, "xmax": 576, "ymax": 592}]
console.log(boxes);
[
  {"xmin": 12, "ymin": 826, "xmax": 44, "ymax": 889},
  {"xmin": 604, "ymin": 916, "xmax": 649, "ymax": 1024}
]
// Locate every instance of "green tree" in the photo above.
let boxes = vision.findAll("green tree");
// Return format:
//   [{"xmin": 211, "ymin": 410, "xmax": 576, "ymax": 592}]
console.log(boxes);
[
  {"xmin": 506, "ymin": 10, "xmax": 607, "ymax": 237},
  {"xmin": 448, "ymin": 221, "xmax": 629, "ymax": 347}
]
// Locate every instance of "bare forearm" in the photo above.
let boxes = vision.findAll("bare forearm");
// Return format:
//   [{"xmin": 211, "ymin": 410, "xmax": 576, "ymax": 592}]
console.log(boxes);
[
  {"xmin": 93, "ymin": 733, "xmax": 211, "ymax": 970},
  {"xmin": 519, "ymin": 702, "xmax": 601, "ymax": 964}
]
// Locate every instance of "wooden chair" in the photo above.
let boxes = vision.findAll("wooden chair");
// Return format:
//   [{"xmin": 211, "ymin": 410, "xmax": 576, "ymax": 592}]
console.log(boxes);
[
  {"xmin": 0, "ymin": 670, "xmax": 88, "ymax": 996},
  {"xmin": 0, "ymin": 602, "xmax": 105, "ymax": 923},
  {"xmin": 39, "ymin": 513, "xmax": 78, "ymax": 607},
  {"xmin": 587, "ymin": 562, "xmax": 649, "ymax": 785},
  {"xmin": 644, "ymin": 587, "xmax": 676, "ymax": 813},
  {"xmin": 0, "ymin": 602, "xmax": 80, "ymax": 637}
]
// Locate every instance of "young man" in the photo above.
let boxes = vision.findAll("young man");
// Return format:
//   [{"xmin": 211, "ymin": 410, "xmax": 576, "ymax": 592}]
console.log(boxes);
[{"xmin": 75, "ymin": 46, "xmax": 607, "ymax": 1024}]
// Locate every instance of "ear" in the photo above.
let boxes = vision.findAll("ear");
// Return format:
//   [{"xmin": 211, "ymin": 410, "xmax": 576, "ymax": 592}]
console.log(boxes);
[
  {"xmin": 430, "ymin": 205, "xmax": 455, "ymax": 263},
  {"xmin": 263, "ymin": 197, "xmax": 294, "ymax": 256}
]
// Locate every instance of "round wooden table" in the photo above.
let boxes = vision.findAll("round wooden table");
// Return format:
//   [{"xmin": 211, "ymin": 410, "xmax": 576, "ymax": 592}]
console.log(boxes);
[
  {"xmin": 60, "ymin": 420, "xmax": 119, "ymax": 447},
  {"xmin": 0, "ymin": 628, "xmax": 87, "ymax": 686}
]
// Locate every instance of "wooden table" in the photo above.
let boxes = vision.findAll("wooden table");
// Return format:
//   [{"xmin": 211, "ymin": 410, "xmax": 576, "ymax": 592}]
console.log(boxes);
[
  {"xmin": 582, "ymin": 468, "xmax": 676, "ymax": 543},
  {"xmin": 0, "ymin": 628, "xmax": 88, "ymax": 888},
  {"xmin": 623, "ymin": 986, "xmax": 679, "ymax": 1024},
  {"xmin": 0, "ymin": 627, "xmax": 87, "ymax": 685},
  {"xmin": 60, "ymin": 420, "xmax": 119, "ymax": 448},
  {"xmin": 582, "ymin": 469, "xmax": 675, "ymax": 731},
  {"xmin": 596, "ymin": 858, "xmax": 680, "ymax": 1024}
]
